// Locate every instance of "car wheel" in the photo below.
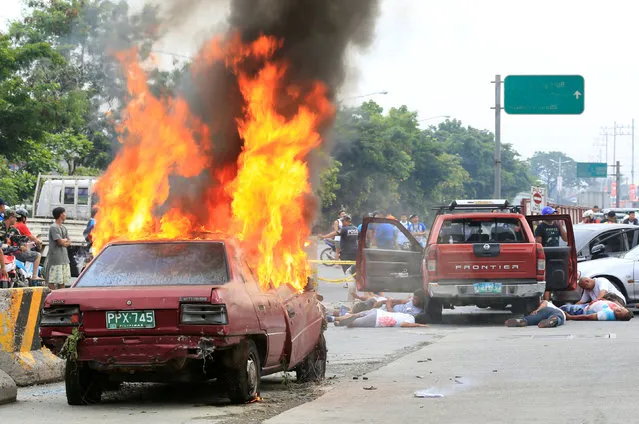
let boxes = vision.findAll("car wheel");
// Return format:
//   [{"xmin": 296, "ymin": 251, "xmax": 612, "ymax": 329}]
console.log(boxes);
[
  {"xmin": 295, "ymin": 334, "xmax": 327, "ymax": 383},
  {"xmin": 426, "ymin": 298, "xmax": 443, "ymax": 323},
  {"xmin": 65, "ymin": 359, "xmax": 102, "ymax": 405},
  {"xmin": 225, "ymin": 340, "xmax": 261, "ymax": 404},
  {"xmin": 511, "ymin": 298, "xmax": 539, "ymax": 316}
]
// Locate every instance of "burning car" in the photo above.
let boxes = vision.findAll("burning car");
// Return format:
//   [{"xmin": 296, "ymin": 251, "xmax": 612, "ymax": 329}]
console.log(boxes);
[{"xmin": 40, "ymin": 239, "xmax": 327, "ymax": 405}]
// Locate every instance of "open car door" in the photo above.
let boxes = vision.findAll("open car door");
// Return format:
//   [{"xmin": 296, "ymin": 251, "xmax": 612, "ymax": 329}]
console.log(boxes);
[
  {"xmin": 525, "ymin": 214, "xmax": 577, "ymax": 291},
  {"xmin": 355, "ymin": 217, "xmax": 424, "ymax": 293}
]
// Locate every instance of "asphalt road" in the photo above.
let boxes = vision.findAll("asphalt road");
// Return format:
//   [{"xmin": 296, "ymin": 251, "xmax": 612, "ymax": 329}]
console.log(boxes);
[{"xmin": 0, "ymin": 245, "xmax": 565, "ymax": 423}]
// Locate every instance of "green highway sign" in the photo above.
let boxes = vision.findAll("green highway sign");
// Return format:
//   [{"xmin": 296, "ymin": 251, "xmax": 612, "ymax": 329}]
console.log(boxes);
[
  {"xmin": 504, "ymin": 75, "xmax": 584, "ymax": 115},
  {"xmin": 576, "ymin": 162, "xmax": 607, "ymax": 178}
]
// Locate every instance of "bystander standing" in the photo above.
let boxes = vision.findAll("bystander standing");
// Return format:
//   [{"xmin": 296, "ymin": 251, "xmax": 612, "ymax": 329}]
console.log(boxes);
[{"xmin": 45, "ymin": 207, "xmax": 72, "ymax": 290}]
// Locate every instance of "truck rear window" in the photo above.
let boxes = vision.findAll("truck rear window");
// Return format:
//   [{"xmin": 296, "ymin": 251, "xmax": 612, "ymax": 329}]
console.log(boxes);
[
  {"xmin": 75, "ymin": 242, "xmax": 229, "ymax": 287},
  {"xmin": 438, "ymin": 218, "xmax": 526, "ymax": 244}
]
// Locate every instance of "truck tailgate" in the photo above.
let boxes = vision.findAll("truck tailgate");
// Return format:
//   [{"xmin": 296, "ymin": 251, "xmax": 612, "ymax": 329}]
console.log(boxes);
[{"xmin": 435, "ymin": 243, "xmax": 537, "ymax": 281}]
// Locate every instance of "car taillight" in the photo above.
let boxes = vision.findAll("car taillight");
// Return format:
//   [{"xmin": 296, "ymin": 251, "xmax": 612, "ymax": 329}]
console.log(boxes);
[
  {"xmin": 426, "ymin": 245, "xmax": 438, "ymax": 274},
  {"xmin": 40, "ymin": 305, "xmax": 81, "ymax": 326},
  {"xmin": 180, "ymin": 304, "xmax": 228, "ymax": 325},
  {"xmin": 536, "ymin": 244, "xmax": 546, "ymax": 281}
]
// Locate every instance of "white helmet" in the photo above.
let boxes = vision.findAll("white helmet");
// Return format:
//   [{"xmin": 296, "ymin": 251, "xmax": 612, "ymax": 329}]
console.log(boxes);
[{"xmin": 583, "ymin": 210, "xmax": 594, "ymax": 218}]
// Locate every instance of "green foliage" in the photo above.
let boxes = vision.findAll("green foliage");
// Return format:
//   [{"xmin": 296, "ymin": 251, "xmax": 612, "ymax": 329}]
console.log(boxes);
[
  {"xmin": 319, "ymin": 103, "xmax": 535, "ymax": 224},
  {"xmin": 530, "ymin": 151, "xmax": 581, "ymax": 202}
]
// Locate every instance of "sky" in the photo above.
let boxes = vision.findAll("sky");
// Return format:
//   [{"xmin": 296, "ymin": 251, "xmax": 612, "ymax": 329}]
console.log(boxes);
[{"xmin": 3, "ymin": 0, "xmax": 639, "ymax": 182}]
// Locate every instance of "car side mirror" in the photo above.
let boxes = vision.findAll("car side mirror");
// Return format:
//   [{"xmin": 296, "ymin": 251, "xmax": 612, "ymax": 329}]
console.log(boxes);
[{"xmin": 591, "ymin": 244, "xmax": 606, "ymax": 255}]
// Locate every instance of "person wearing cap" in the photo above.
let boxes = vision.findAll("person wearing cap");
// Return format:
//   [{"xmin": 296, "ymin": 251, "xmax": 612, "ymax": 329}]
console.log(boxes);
[
  {"xmin": 535, "ymin": 206, "xmax": 567, "ymax": 247},
  {"xmin": 12, "ymin": 209, "xmax": 44, "ymax": 281},
  {"xmin": 605, "ymin": 210, "xmax": 617, "ymax": 224},
  {"xmin": 581, "ymin": 210, "xmax": 594, "ymax": 224},
  {"xmin": 622, "ymin": 211, "xmax": 639, "ymax": 225},
  {"xmin": 321, "ymin": 215, "xmax": 358, "ymax": 275},
  {"xmin": 0, "ymin": 210, "xmax": 21, "ymax": 248}
]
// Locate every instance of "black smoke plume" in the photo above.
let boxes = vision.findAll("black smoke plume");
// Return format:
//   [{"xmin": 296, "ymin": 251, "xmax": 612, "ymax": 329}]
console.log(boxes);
[{"xmin": 164, "ymin": 0, "xmax": 381, "ymax": 222}]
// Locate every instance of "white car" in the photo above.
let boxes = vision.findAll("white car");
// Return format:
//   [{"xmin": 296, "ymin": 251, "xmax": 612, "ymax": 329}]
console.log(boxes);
[{"xmin": 554, "ymin": 244, "xmax": 639, "ymax": 304}]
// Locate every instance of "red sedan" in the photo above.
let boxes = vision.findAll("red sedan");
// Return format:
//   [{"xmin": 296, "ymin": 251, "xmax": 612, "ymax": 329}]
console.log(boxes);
[{"xmin": 40, "ymin": 240, "xmax": 327, "ymax": 405}]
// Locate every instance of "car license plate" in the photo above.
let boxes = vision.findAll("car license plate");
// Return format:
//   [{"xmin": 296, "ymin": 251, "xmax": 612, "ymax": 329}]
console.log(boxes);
[
  {"xmin": 105, "ymin": 310, "xmax": 155, "ymax": 329},
  {"xmin": 473, "ymin": 282, "xmax": 502, "ymax": 294}
]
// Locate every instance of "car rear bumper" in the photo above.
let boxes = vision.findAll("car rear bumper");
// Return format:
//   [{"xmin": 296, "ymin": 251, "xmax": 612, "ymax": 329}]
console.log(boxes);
[
  {"xmin": 43, "ymin": 333, "xmax": 243, "ymax": 368},
  {"xmin": 427, "ymin": 281, "xmax": 545, "ymax": 302}
]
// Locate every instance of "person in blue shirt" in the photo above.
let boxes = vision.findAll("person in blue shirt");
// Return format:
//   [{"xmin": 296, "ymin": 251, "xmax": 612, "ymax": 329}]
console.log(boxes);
[
  {"xmin": 407, "ymin": 214, "xmax": 427, "ymax": 247},
  {"xmin": 0, "ymin": 198, "xmax": 6, "ymax": 222},
  {"xmin": 373, "ymin": 211, "xmax": 396, "ymax": 249}
]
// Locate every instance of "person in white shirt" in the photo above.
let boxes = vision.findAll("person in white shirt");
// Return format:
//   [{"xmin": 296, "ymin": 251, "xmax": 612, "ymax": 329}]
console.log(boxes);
[
  {"xmin": 576, "ymin": 276, "xmax": 626, "ymax": 306},
  {"xmin": 505, "ymin": 300, "xmax": 566, "ymax": 328},
  {"xmin": 334, "ymin": 307, "xmax": 428, "ymax": 328}
]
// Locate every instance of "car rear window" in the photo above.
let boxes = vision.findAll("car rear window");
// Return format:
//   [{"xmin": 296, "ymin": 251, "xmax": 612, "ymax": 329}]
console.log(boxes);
[
  {"xmin": 75, "ymin": 242, "xmax": 229, "ymax": 287},
  {"xmin": 438, "ymin": 218, "xmax": 526, "ymax": 244}
]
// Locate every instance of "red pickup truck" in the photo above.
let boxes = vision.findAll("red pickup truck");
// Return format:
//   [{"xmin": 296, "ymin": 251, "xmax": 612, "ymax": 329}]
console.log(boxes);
[
  {"xmin": 356, "ymin": 200, "xmax": 577, "ymax": 322},
  {"xmin": 40, "ymin": 240, "xmax": 326, "ymax": 405}
]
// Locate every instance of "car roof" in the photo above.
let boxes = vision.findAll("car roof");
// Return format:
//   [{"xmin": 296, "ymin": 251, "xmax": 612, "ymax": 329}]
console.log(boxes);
[
  {"xmin": 107, "ymin": 238, "xmax": 227, "ymax": 246},
  {"xmin": 574, "ymin": 223, "xmax": 637, "ymax": 231},
  {"xmin": 439, "ymin": 212, "xmax": 524, "ymax": 219}
]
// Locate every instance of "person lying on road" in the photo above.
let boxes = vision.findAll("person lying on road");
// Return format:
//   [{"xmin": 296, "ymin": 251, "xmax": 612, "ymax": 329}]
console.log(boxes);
[
  {"xmin": 561, "ymin": 299, "xmax": 633, "ymax": 321},
  {"xmin": 576, "ymin": 275, "xmax": 626, "ymax": 306},
  {"xmin": 505, "ymin": 300, "xmax": 566, "ymax": 328},
  {"xmin": 350, "ymin": 290, "xmax": 424, "ymax": 315},
  {"xmin": 334, "ymin": 308, "xmax": 428, "ymax": 328}
]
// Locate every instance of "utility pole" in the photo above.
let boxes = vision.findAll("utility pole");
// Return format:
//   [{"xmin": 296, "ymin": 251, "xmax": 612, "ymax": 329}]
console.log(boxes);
[
  {"xmin": 491, "ymin": 75, "xmax": 502, "ymax": 198},
  {"xmin": 601, "ymin": 123, "xmax": 632, "ymax": 205},
  {"xmin": 609, "ymin": 161, "xmax": 622, "ymax": 207}
]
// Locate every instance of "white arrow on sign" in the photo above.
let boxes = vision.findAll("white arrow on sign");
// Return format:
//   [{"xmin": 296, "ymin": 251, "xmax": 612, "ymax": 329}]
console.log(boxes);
[{"xmin": 574, "ymin": 90, "xmax": 582, "ymax": 99}]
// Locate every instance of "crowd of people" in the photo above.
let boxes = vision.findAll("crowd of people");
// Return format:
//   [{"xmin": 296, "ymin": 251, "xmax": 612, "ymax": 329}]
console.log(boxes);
[
  {"xmin": 581, "ymin": 205, "xmax": 639, "ymax": 225},
  {"xmin": 0, "ymin": 200, "xmax": 92, "ymax": 291}
]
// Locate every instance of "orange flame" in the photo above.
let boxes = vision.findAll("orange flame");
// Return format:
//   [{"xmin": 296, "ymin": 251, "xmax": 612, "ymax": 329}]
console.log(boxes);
[{"xmin": 93, "ymin": 34, "xmax": 334, "ymax": 292}]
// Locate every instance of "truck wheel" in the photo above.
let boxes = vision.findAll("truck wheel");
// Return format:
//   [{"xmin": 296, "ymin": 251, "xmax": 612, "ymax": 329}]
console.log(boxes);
[
  {"xmin": 225, "ymin": 340, "xmax": 261, "ymax": 404},
  {"xmin": 426, "ymin": 298, "xmax": 443, "ymax": 323},
  {"xmin": 295, "ymin": 334, "xmax": 327, "ymax": 383},
  {"xmin": 511, "ymin": 298, "xmax": 539, "ymax": 316},
  {"xmin": 65, "ymin": 360, "xmax": 102, "ymax": 405}
]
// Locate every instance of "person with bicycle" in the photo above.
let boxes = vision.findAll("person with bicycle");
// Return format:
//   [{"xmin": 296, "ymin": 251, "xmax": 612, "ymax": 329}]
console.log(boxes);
[{"xmin": 321, "ymin": 215, "xmax": 358, "ymax": 274}]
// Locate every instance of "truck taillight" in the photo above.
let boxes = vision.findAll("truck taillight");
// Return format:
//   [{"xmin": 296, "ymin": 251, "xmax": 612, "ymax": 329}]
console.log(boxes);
[
  {"xmin": 426, "ymin": 246, "xmax": 438, "ymax": 273},
  {"xmin": 536, "ymin": 244, "xmax": 546, "ymax": 281},
  {"xmin": 41, "ymin": 305, "xmax": 81, "ymax": 327}
]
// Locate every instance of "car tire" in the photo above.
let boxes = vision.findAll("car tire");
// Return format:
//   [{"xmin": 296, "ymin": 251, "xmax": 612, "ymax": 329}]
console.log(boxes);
[
  {"xmin": 426, "ymin": 298, "xmax": 443, "ymax": 323},
  {"xmin": 225, "ymin": 340, "xmax": 261, "ymax": 404},
  {"xmin": 65, "ymin": 360, "xmax": 102, "ymax": 405},
  {"xmin": 295, "ymin": 333, "xmax": 327, "ymax": 383},
  {"xmin": 511, "ymin": 298, "xmax": 539, "ymax": 316}
]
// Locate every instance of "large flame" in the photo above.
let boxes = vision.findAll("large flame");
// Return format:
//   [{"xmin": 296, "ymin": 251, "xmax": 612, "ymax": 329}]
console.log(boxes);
[{"xmin": 93, "ymin": 34, "xmax": 334, "ymax": 291}]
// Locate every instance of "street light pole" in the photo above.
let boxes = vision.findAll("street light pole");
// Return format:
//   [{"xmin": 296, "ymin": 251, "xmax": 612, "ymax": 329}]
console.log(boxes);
[
  {"xmin": 492, "ymin": 75, "xmax": 502, "ymax": 199},
  {"xmin": 418, "ymin": 115, "xmax": 451, "ymax": 123},
  {"xmin": 338, "ymin": 91, "xmax": 388, "ymax": 102}
]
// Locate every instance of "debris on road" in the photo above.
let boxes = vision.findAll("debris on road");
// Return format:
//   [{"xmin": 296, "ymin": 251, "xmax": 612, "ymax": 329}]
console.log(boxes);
[
  {"xmin": 363, "ymin": 386, "xmax": 377, "ymax": 391},
  {"xmin": 414, "ymin": 390, "xmax": 444, "ymax": 398}
]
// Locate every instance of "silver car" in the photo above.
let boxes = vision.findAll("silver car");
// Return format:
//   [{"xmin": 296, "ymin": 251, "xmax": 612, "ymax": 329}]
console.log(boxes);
[
  {"xmin": 575, "ymin": 223, "xmax": 639, "ymax": 262},
  {"xmin": 554, "ymin": 223, "xmax": 639, "ymax": 303}
]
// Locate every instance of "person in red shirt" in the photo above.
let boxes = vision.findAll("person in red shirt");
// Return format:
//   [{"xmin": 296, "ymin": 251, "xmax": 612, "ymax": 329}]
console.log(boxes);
[{"xmin": 14, "ymin": 208, "xmax": 44, "ymax": 281}]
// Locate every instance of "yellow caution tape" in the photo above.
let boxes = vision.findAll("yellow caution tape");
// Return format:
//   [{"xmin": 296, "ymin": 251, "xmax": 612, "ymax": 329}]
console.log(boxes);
[
  {"xmin": 316, "ymin": 273, "xmax": 356, "ymax": 283},
  {"xmin": 308, "ymin": 260, "xmax": 356, "ymax": 265}
]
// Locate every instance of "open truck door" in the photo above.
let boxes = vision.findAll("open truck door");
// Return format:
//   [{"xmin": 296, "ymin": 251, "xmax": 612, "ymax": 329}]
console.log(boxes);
[
  {"xmin": 525, "ymin": 214, "xmax": 578, "ymax": 292},
  {"xmin": 355, "ymin": 217, "xmax": 424, "ymax": 293}
]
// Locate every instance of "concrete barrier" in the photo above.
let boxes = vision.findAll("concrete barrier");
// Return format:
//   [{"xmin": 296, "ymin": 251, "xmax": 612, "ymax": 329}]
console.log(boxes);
[
  {"xmin": 0, "ymin": 287, "xmax": 64, "ymax": 386},
  {"xmin": 0, "ymin": 369, "xmax": 17, "ymax": 404}
]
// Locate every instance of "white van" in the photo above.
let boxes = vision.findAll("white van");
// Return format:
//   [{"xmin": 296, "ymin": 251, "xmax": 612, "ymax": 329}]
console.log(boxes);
[{"xmin": 33, "ymin": 175, "xmax": 98, "ymax": 220}]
